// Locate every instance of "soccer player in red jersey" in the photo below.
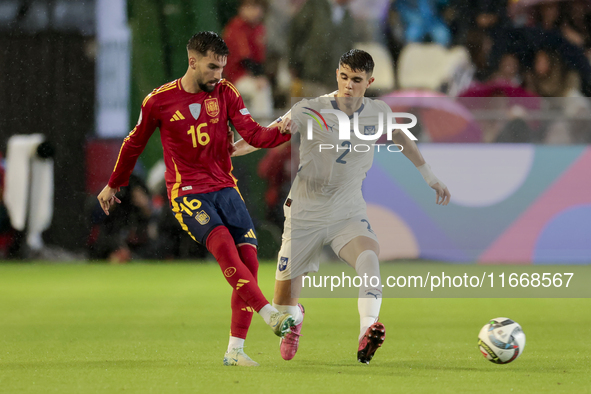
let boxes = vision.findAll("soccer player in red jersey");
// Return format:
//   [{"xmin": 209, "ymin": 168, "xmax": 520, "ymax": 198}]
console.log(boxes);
[{"xmin": 97, "ymin": 31, "xmax": 295, "ymax": 367}]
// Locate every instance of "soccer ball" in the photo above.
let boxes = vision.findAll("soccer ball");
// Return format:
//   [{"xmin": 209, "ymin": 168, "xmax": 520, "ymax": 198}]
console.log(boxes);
[{"xmin": 477, "ymin": 317, "xmax": 526, "ymax": 364}]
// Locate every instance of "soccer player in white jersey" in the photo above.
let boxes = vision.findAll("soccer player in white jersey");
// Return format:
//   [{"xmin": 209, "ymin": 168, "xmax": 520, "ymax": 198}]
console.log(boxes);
[{"xmin": 233, "ymin": 49, "xmax": 451, "ymax": 364}]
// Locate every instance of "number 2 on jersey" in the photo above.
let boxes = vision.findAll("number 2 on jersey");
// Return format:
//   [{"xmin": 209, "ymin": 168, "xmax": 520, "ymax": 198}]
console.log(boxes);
[
  {"xmin": 187, "ymin": 123, "xmax": 210, "ymax": 147},
  {"xmin": 361, "ymin": 219, "xmax": 375, "ymax": 234},
  {"xmin": 336, "ymin": 141, "xmax": 352, "ymax": 164}
]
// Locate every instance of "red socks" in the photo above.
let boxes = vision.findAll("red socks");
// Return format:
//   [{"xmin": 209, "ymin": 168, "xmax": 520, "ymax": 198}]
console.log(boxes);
[
  {"xmin": 206, "ymin": 226, "xmax": 266, "ymax": 339},
  {"xmin": 229, "ymin": 245, "xmax": 260, "ymax": 339},
  {"xmin": 238, "ymin": 243, "xmax": 259, "ymax": 277}
]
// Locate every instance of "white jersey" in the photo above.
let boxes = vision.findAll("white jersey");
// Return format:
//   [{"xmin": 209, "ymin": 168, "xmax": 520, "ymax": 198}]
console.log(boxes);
[{"xmin": 284, "ymin": 93, "xmax": 391, "ymax": 226}]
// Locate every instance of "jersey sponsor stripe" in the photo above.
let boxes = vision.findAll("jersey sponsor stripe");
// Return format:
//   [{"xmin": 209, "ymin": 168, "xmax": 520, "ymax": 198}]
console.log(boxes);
[
  {"xmin": 112, "ymin": 128, "xmax": 135, "ymax": 172},
  {"xmin": 112, "ymin": 142, "xmax": 125, "ymax": 173},
  {"xmin": 142, "ymin": 84, "xmax": 178, "ymax": 107},
  {"xmin": 142, "ymin": 93, "xmax": 152, "ymax": 107},
  {"xmin": 221, "ymin": 80, "xmax": 240, "ymax": 97},
  {"xmin": 233, "ymin": 186, "xmax": 244, "ymax": 201},
  {"xmin": 170, "ymin": 157, "xmax": 197, "ymax": 242},
  {"xmin": 161, "ymin": 80, "xmax": 177, "ymax": 89},
  {"xmin": 228, "ymin": 164, "xmax": 245, "ymax": 201}
]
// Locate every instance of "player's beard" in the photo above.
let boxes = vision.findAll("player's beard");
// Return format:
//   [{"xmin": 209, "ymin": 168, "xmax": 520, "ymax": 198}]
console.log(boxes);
[{"xmin": 198, "ymin": 78, "xmax": 218, "ymax": 93}]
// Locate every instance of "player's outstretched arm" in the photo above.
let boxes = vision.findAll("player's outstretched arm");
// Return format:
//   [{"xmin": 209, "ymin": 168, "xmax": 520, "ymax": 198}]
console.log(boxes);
[
  {"xmin": 97, "ymin": 185, "xmax": 121, "ymax": 215},
  {"xmin": 232, "ymin": 113, "xmax": 294, "ymax": 157},
  {"xmin": 232, "ymin": 138, "xmax": 260, "ymax": 157},
  {"xmin": 391, "ymin": 131, "xmax": 451, "ymax": 206}
]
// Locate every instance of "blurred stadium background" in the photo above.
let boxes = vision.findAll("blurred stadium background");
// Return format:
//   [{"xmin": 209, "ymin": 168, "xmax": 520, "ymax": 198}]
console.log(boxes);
[{"xmin": 0, "ymin": 0, "xmax": 590, "ymax": 264}]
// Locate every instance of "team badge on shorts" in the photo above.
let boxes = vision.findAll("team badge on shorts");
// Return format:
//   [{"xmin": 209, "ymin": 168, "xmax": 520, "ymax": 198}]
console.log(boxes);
[
  {"xmin": 205, "ymin": 98, "xmax": 220, "ymax": 117},
  {"xmin": 195, "ymin": 210, "xmax": 210, "ymax": 225},
  {"xmin": 278, "ymin": 257, "xmax": 289, "ymax": 272}
]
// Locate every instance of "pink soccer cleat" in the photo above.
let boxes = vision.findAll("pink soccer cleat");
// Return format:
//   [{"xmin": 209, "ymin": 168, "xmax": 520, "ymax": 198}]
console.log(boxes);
[
  {"xmin": 280, "ymin": 304, "xmax": 305, "ymax": 360},
  {"xmin": 357, "ymin": 322, "xmax": 386, "ymax": 364}
]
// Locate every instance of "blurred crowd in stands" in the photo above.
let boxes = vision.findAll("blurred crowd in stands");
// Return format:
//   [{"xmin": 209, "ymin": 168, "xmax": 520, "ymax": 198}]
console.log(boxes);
[{"xmin": 223, "ymin": 0, "xmax": 591, "ymax": 144}]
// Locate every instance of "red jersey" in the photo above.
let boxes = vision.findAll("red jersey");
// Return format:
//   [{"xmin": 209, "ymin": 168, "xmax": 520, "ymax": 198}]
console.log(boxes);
[{"xmin": 108, "ymin": 78, "xmax": 290, "ymax": 200}]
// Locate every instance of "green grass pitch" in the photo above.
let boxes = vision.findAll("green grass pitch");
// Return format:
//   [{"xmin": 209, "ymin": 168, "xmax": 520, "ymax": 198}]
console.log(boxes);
[{"xmin": 1, "ymin": 262, "xmax": 590, "ymax": 393}]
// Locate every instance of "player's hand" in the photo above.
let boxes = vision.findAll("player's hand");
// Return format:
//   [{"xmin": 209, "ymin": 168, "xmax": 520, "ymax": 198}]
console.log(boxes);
[
  {"xmin": 97, "ymin": 185, "xmax": 121, "ymax": 215},
  {"xmin": 431, "ymin": 182, "xmax": 451, "ymax": 206},
  {"xmin": 277, "ymin": 118, "xmax": 294, "ymax": 134}
]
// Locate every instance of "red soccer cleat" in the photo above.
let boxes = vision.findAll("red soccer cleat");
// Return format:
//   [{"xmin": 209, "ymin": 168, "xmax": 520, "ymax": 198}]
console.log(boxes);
[
  {"xmin": 280, "ymin": 304, "xmax": 305, "ymax": 360},
  {"xmin": 357, "ymin": 322, "xmax": 386, "ymax": 364}
]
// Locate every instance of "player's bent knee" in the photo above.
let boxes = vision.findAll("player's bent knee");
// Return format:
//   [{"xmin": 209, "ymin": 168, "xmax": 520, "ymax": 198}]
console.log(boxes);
[{"xmin": 355, "ymin": 250, "xmax": 380, "ymax": 275}]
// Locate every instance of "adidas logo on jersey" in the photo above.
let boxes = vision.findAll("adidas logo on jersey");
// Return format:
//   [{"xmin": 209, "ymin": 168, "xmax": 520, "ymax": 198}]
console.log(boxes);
[{"xmin": 170, "ymin": 110, "xmax": 185, "ymax": 122}]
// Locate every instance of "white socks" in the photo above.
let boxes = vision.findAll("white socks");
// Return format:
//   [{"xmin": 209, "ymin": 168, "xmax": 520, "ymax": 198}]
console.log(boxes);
[
  {"xmin": 258, "ymin": 304, "xmax": 279, "ymax": 325},
  {"xmin": 227, "ymin": 336, "xmax": 245, "ymax": 353},
  {"xmin": 355, "ymin": 250, "xmax": 382, "ymax": 340},
  {"xmin": 228, "ymin": 303, "xmax": 282, "ymax": 352},
  {"xmin": 264, "ymin": 251, "xmax": 382, "ymax": 342},
  {"xmin": 273, "ymin": 303, "xmax": 304, "ymax": 325}
]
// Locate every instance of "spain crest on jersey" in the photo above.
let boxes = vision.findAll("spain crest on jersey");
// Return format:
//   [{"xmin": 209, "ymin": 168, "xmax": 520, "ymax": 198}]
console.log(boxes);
[
  {"xmin": 205, "ymin": 98, "xmax": 220, "ymax": 117},
  {"xmin": 189, "ymin": 103, "xmax": 201, "ymax": 120}
]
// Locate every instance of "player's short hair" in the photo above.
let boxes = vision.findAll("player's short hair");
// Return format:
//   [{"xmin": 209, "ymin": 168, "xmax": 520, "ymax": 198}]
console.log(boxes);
[
  {"xmin": 186, "ymin": 31, "xmax": 229, "ymax": 58},
  {"xmin": 339, "ymin": 49, "xmax": 374, "ymax": 76}
]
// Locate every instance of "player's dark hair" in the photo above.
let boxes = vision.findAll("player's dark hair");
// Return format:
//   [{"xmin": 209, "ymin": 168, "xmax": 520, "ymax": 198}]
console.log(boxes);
[
  {"xmin": 186, "ymin": 31, "xmax": 229, "ymax": 57},
  {"xmin": 339, "ymin": 49, "xmax": 374, "ymax": 75}
]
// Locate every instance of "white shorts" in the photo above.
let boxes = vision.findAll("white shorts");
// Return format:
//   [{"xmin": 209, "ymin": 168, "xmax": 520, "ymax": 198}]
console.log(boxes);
[{"xmin": 275, "ymin": 213, "xmax": 379, "ymax": 280}]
